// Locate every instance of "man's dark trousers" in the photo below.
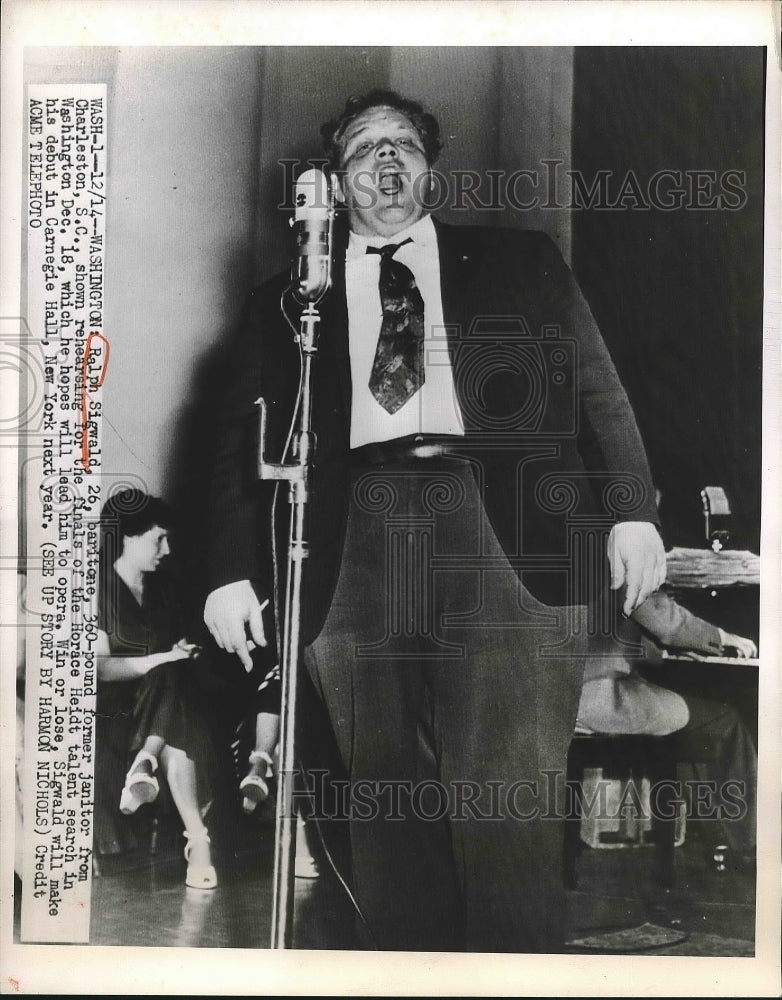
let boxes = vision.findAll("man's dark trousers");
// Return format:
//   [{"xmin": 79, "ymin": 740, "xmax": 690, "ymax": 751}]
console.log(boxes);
[{"xmin": 305, "ymin": 453, "xmax": 587, "ymax": 952}]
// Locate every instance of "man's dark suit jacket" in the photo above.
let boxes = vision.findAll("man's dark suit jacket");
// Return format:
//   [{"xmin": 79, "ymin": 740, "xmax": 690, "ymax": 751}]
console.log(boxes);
[{"xmin": 208, "ymin": 217, "xmax": 659, "ymax": 643}]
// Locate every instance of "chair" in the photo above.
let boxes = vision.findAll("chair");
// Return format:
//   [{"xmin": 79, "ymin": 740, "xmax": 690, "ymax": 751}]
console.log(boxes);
[{"xmin": 564, "ymin": 733, "xmax": 682, "ymax": 890}]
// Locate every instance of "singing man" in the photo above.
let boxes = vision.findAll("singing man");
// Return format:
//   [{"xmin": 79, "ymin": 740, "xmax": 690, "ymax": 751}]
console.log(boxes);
[{"xmin": 203, "ymin": 89, "xmax": 665, "ymax": 952}]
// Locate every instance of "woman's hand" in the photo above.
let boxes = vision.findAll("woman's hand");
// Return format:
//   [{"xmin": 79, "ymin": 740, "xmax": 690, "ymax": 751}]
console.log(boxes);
[
  {"xmin": 167, "ymin": 638, "xmax": 201, "ymax": 661},
  {"xmin": 96, "ymin": 628, "xmax": 200, "ymax": 681}
]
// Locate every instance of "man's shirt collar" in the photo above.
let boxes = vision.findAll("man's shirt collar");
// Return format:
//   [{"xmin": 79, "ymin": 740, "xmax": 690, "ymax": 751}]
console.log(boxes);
[{"xmin": 346, "ymin": 213, "xmax": 436, "ymax": 260}]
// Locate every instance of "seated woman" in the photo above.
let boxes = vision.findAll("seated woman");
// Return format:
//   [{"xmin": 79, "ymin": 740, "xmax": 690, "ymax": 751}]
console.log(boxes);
[{"xmin": 96, "ymin": 489, "xmax": 218, "ymax": 889}]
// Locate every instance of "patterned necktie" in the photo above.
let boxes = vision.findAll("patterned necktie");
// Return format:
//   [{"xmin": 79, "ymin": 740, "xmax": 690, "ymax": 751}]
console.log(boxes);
[{"xmin": 366, "ymin": 238, "xmax": 425, "ymax": 414}]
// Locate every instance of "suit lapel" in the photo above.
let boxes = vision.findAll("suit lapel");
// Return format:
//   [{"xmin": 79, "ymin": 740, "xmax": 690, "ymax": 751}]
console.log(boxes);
[
  {"xmin": 319, "ymin": 248, "xmax": 352, "ymax": 431},
  {"xmin": 433, "ymin": 217, "xmax": 482, "ymax": 392}
]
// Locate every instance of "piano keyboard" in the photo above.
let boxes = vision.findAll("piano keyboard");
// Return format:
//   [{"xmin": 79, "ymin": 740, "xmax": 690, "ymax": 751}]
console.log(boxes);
[{"xmin": 661, "ymin": 650, "xmax": 759, "ymax": 666}]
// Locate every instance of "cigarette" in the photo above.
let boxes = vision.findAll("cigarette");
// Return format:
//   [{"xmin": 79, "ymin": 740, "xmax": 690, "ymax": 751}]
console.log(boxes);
[{"xmin": 244, "ymin": 598, "xmax": 271, "ymax": 666}]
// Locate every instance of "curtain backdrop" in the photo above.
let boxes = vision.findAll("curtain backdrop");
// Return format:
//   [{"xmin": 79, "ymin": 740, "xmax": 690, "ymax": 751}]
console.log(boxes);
[{"xmin": 254, "ymin": 47, "xmax": 574, "ymax": 279}]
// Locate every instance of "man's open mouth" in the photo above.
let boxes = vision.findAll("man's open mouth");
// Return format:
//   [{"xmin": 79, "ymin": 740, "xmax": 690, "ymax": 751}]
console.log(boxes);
[{"xmin": 378, "ymin": 170, "xmax": 402, "ymax": 196}]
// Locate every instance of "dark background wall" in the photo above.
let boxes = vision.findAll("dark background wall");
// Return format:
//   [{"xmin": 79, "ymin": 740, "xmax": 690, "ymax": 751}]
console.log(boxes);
[{"xmin": 571, "ymin": 47, "xmax": 765, "ymax": 553}]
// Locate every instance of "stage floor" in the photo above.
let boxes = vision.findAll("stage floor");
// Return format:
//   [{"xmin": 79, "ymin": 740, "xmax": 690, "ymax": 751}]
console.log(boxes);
[{"xmin": 14, "ymin": 811, "xmax": 755, "ymax": 955}]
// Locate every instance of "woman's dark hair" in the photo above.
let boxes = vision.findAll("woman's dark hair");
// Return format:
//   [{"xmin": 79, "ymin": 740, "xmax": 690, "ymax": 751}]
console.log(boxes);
[
  {"xmin": 99, "ymin": 489, "xmax": 173, "ymax": 551},
  {"xmin": 320, "ymin": 88, "xmax": 443, "ymax": 171}
]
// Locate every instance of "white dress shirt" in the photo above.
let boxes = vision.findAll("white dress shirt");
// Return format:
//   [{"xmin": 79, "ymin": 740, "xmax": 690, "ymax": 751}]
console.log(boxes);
[{"xmin": 345, "ymin": 213, "xmax": 465, "ymax": 449}]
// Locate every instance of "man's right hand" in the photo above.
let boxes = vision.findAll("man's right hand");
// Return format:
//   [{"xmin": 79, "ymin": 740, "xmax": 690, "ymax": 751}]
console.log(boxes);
[{"xmin": 204, "ymin": 580, "xmax": 268, "ymax": 671}]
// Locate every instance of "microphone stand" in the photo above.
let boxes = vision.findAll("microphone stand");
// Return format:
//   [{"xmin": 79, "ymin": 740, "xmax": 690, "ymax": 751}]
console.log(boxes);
[
  {"xmin": 257, "ymin": 303, "xmax": 319, "ymax": 949},
  {"xmin": 259, "ymin": 193, "xmax": 333, "ymax": 949}
]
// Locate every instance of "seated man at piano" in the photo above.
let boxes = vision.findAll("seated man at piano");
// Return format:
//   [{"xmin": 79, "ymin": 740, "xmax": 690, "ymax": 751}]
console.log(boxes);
[{"xmin": 576, "ymin": 584, "xmax": 757, "ymax": 863}]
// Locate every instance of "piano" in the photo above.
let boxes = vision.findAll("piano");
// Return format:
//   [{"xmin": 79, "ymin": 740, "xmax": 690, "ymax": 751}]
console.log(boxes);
[
  {"xmin": 644, "ymin": 489, "xmax": 761, "ymax": 742},
  {"xmin": 664, "ymin": 545, "xmax": 760, "ymax": 665}
]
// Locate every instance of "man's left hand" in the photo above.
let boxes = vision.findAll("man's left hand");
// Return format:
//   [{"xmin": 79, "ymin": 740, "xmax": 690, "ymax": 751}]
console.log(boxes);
[
  {"xmin": 718, "ymin": 630, "xmax": 758, "ymax": 659},
  {"xmin": 608, "ymin": 521, "xmax": 667, "ymax": 616}
]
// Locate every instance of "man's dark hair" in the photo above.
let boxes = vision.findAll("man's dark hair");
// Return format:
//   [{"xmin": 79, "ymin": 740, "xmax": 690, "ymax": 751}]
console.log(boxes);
[
  {"xmin": 100, "ymin": 488, "xmax": 174, "ymax": 547},
  {"xmin": 321, "ymin": 88, "xmax": 443, "ymax": 170}
]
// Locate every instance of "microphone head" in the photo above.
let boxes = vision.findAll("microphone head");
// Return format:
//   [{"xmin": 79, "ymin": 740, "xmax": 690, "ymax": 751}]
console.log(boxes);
[
  {"xmin": 292, "ymin": 168, "xmax": 333, "ymax": 303},
  {"xmin": 294, "ymin": 168, "xmax": 331, "ymax": 221}
]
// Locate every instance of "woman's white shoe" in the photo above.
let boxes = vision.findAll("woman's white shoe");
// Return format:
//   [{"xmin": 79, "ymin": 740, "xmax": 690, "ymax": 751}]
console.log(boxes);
[
  {"xmin": 183, "ymin": 830, "xmax": 218, "ymax": 889},
  {"xmin": 239, "ymin": 750, "xmax": 274, "ymax": 815},
  {"xmin": 119, "ymin": 749, "xmax": 159, "ymax": 815}
]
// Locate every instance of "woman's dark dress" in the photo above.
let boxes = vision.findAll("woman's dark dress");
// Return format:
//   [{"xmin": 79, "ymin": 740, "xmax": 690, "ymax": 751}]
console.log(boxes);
[{"xmin": 94, "ymin": 564, "xmax": 214, "ymax": 854}]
